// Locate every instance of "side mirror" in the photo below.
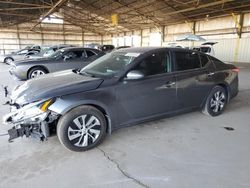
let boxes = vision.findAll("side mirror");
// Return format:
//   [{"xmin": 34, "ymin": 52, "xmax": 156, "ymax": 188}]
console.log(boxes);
[{"xmin": 125, "ymin": 70, "xmax": 144, "ymax": 80}]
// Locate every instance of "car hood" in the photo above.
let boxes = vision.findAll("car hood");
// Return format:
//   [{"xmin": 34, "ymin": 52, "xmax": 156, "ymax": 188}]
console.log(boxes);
[{"xmin": 11, "ymin": 70, "xmax": 104, "ymax": 105}]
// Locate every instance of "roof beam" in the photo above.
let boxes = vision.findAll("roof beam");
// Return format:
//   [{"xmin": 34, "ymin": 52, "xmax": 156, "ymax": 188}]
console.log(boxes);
[
  {"xmin": 0, "ymin": 0, "xmax": 52, "ymax": 7},
  {"xmin": 0, "ymin": 12, "xmax": 35, "ymax": 17},
  {"xmin": 165, "ymin": 0, "xmax": 234, "ymax": 15},
  {"xmin": 0, "ymin": 6, "xmax": 51, "ymax": 11},
  {"xmin": 30, "ymin": 0, "xmax": 68, "ymax": 30},
  {"xmin": 111, "ymin": 0, "xmax": 162, "ymax": 27}
]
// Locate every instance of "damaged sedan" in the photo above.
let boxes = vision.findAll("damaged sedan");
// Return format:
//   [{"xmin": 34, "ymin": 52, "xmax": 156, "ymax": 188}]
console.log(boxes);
[{"xmin": 3, "ymin": 47, "xmax": 239, "ymax": 152}]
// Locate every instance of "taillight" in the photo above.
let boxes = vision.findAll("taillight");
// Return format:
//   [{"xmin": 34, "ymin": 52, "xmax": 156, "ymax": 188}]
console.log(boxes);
[{"xmin": 232, "ymin": 68, "xmax": 240, "ymax": 73}]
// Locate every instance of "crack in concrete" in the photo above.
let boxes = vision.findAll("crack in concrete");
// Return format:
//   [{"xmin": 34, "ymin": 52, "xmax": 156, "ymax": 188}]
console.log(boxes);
[{"xmin": 97, "ymin": 147, "xmax": 150, "ymax": 188}]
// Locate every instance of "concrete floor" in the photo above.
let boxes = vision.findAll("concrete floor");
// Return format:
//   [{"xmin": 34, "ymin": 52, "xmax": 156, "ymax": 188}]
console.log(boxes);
[{"xmin": 0, "ymin": 63, "xmax": 249, "ymax": 188}]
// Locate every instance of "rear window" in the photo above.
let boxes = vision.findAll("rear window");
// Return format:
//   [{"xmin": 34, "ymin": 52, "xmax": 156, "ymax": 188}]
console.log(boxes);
[
  {"xmin": 200, "ymin": 47, "xmax": 211, "ymax": 53},
  {"xmin": 208, "ymin": 56, "xmax": 225, "ymax": 69},
  {"xmin": 174, "ymin": 51, "xmax": 201, "ymax": 71}
]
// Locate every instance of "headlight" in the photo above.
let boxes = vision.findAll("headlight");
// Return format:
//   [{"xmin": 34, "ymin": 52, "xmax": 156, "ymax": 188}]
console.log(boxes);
[
  {"xmin": 3, "ymin": 99, "xmax": 54, "ymax": 124},
  {"xmin": 40, "ymin": 99, "xmax": 54, "ymax": 112}
]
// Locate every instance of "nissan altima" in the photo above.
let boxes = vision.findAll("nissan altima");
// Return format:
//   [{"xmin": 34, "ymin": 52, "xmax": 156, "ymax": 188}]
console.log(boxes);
[{"xmin": 3, "ymin": 47, "xmax": 239, "ymax": 152}]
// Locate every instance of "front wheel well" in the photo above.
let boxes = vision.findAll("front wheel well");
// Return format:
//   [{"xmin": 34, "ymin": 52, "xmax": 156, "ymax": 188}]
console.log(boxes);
[
  {"xmin": 27, "ymin": 66, "xmax": 49, "ymax": 78},
  {"xmin": 217, "ymin": 83, "xmax": 231, "ymax": 102},
  {"xmin": 5, "ymin": 57, "xmax": 14, "ymax": 61},
  {"xmin": 60, "ymin": 104, "xmax": 111, "ymax": 134},
  {"xmin": 86, "ymin": 104, "xmax": 111, "ymax": 134}
]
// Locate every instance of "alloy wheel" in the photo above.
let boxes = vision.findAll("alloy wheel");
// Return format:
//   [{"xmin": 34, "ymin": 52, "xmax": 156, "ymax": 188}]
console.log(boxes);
[
  {"xmin": 210, "ymin": 91, "xmax": 226, "ymax": 113},
  {"xmin": 30, "ymin": 70, "xmax": 45, "ymax": 78},
  {"xmin": 5, "ymin": 58, "xmax": 13, "ymax": 64},
  {"xmin": 68, "ymin": 114, "xmax": 101, "ymax": 147}
]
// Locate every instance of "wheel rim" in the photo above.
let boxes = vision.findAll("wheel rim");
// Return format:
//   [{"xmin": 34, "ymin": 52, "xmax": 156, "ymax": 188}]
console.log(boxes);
[
  {"xmin": 68, "ymin": 114, "xmax": 101, "ymax": 147},
  {"xmin": 6, "ymin": 58, "xmax": 13, "ymax": 64},
  {"xmin": 210, "ymin": 91, "xmax": 226, "ymax": 113},
  {"xmin": 30, "ymin": 70, "xmax": 45, "ymax": 78}
]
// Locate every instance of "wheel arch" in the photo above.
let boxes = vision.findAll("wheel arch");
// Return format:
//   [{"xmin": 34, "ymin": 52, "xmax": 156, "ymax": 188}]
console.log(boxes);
[
  {"xmin": 4, "ymin": 57, "xmax": 14, "ymax": 63},
  {"xmin": 48, "ymin": 99, "xmax": 113, "ymax": 134},
  {"xmin": 217, "ymin": 82, "xmax": 231, "ymax": 102},
  {"xmin": 201, "ymin": 82, "xmax": 231, "ymax": 109},
  {"xmin": 27, "ymin": 65, "xmax": 49, "ymax": 78}
]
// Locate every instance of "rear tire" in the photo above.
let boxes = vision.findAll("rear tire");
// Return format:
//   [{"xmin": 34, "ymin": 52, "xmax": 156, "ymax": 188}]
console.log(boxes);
[
  {"xmin": 202, "ymin": 86, "xmax": 228, "ymax": 116},
  {"xmin": 28, "ymin": 67, "xmax": 47, "ymax": 79},
  {"xmin": 57, "ymin": 105, "xmax": 107, "ymax": 152}
]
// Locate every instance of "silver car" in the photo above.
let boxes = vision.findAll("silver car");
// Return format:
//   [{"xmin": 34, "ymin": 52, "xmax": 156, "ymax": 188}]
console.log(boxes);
[
  {"xmin": 9, "ymin": 47, "xmax": 104, "ymax": 80},
  {"xmin": 0, "ymin": 45, "xmax": 41, "ymax": 64}
]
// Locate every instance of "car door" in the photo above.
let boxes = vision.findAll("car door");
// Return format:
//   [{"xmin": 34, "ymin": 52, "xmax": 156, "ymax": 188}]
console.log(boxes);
[
  {"xmin": 115, "ymin": 49, "xmax": 177, "ymax": 125},
  {"xmin": 173, "ymin": 50, "xmax": 215, "ymax": 110}
]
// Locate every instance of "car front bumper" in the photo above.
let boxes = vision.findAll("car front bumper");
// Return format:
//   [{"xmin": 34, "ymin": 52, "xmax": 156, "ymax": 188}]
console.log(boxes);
[
  {"xmin": 3, "ymin": 100, "xmax": 58, "ymax": 142},
  {"xmin": 0, "ymin": 55, "xmax": 6, "ymax": 63},
  {"xmin": 9, "ymin": 66, "xmax": 27, "ymax": 80}
]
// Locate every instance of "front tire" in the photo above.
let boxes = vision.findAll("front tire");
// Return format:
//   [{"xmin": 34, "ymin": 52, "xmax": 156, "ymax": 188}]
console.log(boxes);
[
  {"xmin": 4, "ymin": 57, "xmax": 14, "ymax": 64},
  {"xmin": 57, "ymin": 105, "xmax": 107, "ymax": 152},
  {"xmin": 28, "ymin": 67, "xmax": 47, "ymax": 79},
  {"xmin": 202, "ymin": 86, "xmax": 228, "ymax": 116}
]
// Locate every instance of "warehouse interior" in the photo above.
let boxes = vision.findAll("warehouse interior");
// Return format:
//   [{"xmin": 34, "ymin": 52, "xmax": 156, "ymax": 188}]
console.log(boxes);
[
  {"xmin": 1, "ymin": 0, "xmax": 250, "ymax": 62},
  {"xmin": 0, "ymin": 1, "xmax": 250, "ymax": 188}
]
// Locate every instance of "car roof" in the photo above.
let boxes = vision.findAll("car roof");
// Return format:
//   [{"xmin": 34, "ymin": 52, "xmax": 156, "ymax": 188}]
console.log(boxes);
[
  {"xmin": 116, "ymin": 47, "xmax": 196, "ymax": 53},
  {"xmin": 61, "ymin": 47, "xmax": 98, "ymax": 51}
]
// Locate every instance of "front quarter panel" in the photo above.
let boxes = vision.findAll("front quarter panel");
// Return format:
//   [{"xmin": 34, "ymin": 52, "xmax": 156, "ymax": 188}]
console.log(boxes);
[
  {"xmin": 10, "ymin": 64, "xmax": 31, "ymax": 80},
  {"xmin": 48, "ymin": 85, "xmax": 117, "ymax": 131}
]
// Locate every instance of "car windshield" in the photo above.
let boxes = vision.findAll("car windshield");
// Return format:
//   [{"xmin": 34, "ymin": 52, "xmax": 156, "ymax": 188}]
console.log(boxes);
[
  {"xmin": 81, "ymin": 51, "xmax": 139, "ymax": 77},
  {"xmin": 47, "ymin": 49, "xmax": 65, "ymax": 58}
]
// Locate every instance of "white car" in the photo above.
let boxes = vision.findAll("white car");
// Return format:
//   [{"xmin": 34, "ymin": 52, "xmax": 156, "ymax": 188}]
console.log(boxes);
[{"xmin": 192, "ymin": 42, "xmax": 217, "ymax": 56}]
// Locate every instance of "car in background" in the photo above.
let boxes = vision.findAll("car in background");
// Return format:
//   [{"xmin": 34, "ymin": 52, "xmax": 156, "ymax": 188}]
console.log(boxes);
[
  {"xmin": 0, "ymin": 45, "xmax": 41, "ymax": 64},
  {"xmin": 166, "ymin": 42, "xmax": 185, "ymax": 48},
  {"xmin": 84, "ymin": 43, "xmax": 100, "ymax": 50},
  {"xmin": 4, "ymin": 47, "xmax": 239, "ymax": 151},
  {"xmin": 192, "ymin": 42, "xmax": 217, "ymax": 56},
  {"xmin": 100, "ymin": 45, "xmax": 115, "ymax": 53},
  {"xmin": 115, "ymin": 46, "xmax": 131, "ymax": 50},
  {"xmin": 26, "ymin": 44, "xmax": 75, "ymax": 59},
  {"xmin": 9, "ymin": 47, "xmax": 104, "ymax": 80},
  {"xmin": 84, "ymin": 44, "xmax": 115, "ymax": 53}
]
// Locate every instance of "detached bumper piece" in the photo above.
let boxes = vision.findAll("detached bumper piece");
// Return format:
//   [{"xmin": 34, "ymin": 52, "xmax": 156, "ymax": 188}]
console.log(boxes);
[
  {"xmin": 8, "ymin": 123, "xmax": 50, "ymax": 142},
  {"xmin": 8, "ymin": 126, "xmax": 30, "ymax": 142}
]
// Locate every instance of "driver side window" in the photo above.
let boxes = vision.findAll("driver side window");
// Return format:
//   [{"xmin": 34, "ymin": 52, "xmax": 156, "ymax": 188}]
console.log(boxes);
[
  {"xmin": 134, "ymin": 51, "xmax": 171, "ymax": 77},
  {"xmin": 63, "ymin": 50, "xmax": 85, "ymax": 60}
]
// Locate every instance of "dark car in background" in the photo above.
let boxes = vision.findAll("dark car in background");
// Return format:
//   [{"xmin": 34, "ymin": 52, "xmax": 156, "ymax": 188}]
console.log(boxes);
[
  {"xmin": 100, "ymin": 45, "xmax": 115, "ymax": 53},
  {"xmin": 9, "ymin": 47, "xmax": 104, "ymax": 80},
  {"xmin": 115, "ymin": 46, "xmax": 131, "ymax": 50},
  {"xmin": 3, "ymin": 47, "xmax": 239, "ymax": 152}
]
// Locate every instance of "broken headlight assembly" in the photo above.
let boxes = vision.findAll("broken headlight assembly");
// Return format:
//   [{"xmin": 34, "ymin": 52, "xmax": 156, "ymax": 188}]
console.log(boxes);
[
  {"xmin": 3, "ymin": 98, "xmax": 54, "ymax": 124},
  {"xmin": 3, "ymin": 98, "xmax": 58, "ymax": 142}
]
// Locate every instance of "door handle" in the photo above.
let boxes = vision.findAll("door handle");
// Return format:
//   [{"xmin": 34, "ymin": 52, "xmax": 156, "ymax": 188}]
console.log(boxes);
[
  {"xmin": 207, "ymin": 72, "xmax": 215, "ymax": 76},
  {"xmin": 164, "ymin": 81, "xmax": 176, "ymax": 88}
]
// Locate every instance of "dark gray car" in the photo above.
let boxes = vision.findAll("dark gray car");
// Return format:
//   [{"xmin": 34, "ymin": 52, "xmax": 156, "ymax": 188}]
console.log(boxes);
[
  {"xmin": 9, "ymin": 47, "xmax": 104, "ymax": 80},
  {"xmin": 3, "ymin": 47, "xmax": 239, "ymax": 151}
]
